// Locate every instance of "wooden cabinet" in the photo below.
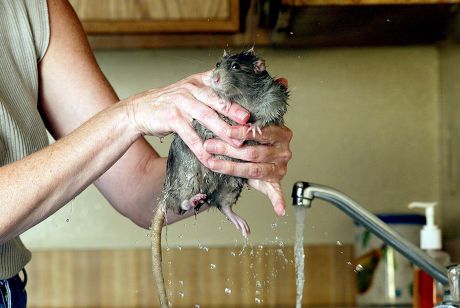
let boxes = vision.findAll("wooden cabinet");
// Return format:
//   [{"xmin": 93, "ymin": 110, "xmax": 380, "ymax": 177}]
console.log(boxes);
[
  {"xmin": 69, "ymin": 0, "xmax": 460, "ymax": 48},
  {"xmin": 282, "ymin": 0, "xmax": 458, "ymax": 5},
  {"xmin": 69, "ymin": 0, "xmax": 240, "ymax": 33}
]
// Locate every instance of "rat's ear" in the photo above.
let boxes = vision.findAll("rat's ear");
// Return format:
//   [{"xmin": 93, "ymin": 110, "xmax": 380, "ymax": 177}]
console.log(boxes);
[
  {"xmin": 254, "ymin": 59, "xmax": 266, "ymax": 73},
  {"xmin": 223, "ymin": 49, "xmax": 228, "ymax": 57},
  {"xmin": 245, "ymin": 46, "xmax": 255, "ymax": 55}
]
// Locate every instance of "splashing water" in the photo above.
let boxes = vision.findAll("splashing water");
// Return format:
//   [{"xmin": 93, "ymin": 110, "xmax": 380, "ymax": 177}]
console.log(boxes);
[{"xmin": 294, "ymin": 206, "xmax": 306, "ymax": 308}]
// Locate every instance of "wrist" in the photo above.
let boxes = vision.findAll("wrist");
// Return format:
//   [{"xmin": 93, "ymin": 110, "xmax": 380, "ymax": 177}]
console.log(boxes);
[{"xmin": 106, "ymin": 99, "xmax": 143, "ymax": 145}]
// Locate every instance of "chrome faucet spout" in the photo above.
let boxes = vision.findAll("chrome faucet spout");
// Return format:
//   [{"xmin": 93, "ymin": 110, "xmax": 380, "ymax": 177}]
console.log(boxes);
[{"xmin": 291, "ymin": 182, "xmax": 449, "ymax": 286}]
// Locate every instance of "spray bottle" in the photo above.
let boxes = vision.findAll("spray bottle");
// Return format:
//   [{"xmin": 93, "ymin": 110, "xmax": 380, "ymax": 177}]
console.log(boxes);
[{"xmin": 409, "ymin": 202, "xmax": 451, "ymax": 308}]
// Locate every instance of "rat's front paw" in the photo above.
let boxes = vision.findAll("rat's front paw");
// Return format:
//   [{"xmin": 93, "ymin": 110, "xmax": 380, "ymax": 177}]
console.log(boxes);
[{"xmin": 246, "ymin": 123, "xmax": 262, "ymax": 138}]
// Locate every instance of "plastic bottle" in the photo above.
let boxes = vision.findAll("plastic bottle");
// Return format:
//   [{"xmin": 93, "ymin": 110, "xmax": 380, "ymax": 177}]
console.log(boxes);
[{"xmin": 409, "ymin": 202, "xmax": 451, "ymax": 308}]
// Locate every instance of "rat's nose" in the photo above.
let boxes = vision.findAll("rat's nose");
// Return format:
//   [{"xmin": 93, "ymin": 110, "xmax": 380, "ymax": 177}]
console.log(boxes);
[{"xmin": 213, "ymin": 74, "xmax": 220, "ymax": 84}]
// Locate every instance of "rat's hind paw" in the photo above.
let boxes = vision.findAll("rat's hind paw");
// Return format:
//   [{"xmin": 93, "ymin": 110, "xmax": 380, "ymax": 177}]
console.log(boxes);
[
  {"xmin": 220, "ymin": 206, "xmax": 251, "ymax": 238},
  {"xmin": 181, "ymin": 193, "xmax": 207, "ymax": 211}
]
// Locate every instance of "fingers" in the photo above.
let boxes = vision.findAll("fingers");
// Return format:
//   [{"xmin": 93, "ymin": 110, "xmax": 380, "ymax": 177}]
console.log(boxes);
[
  {"xmin": 227, "ymin": 125, "xmax": 293, "ymax": 144},
  {"xmin": 248, "ymin": 180, "xmax": 286, "ymax": 216},
  {"xmin": 180, "ymin": 98, "xmax": 242, "ymax": 147},
  {"xmin": 174, "ymin": 119, "xmax": 212, "ymax": 166},
  {"xmin": 176, "ymin": 72, "xmax": 250, "ymax": 125},
  {"xmin": 203, "ymin": 125, "xmax": 292, "ymax": 182},
  {"xmin": 205, "ymin": 140, "xmax": 276, "ymax": 163},
  {"xmin": 207, "ymin": 157, "xmax": 285, "ymax": 182}
]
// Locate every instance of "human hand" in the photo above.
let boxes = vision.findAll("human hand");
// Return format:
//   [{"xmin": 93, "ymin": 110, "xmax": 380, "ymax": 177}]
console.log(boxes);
[
  {"xmin": 204, "ymin": 125, "xmax": 293, "ymax": 216},
  {"xmin": 123, "ymin": 71, "xmax": 250, "ymax": 166}
]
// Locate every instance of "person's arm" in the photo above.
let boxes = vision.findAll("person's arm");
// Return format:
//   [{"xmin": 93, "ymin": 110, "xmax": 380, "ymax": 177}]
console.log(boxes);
[
  {"xmin": 37, "ymin": 0, "xmax": 253, "ymax": 228},
  {"xmin": 0, "ymin": 0, "xmax": 247, "ymax": 242},
  {"xmin": 0, "ymin": 0, "xmax": 292, "ymax": 243}
]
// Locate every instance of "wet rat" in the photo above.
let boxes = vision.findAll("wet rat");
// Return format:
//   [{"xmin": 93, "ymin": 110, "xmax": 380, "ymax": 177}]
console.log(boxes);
[{"xmin": 151, "ymin": 48, "xmax": 289, "ymax": 308}]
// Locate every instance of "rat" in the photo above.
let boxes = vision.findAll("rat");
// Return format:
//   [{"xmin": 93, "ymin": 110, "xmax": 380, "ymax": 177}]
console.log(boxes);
[{"xmin": 151, "ymin": 48, "xmax": 289, "ymax": 308}]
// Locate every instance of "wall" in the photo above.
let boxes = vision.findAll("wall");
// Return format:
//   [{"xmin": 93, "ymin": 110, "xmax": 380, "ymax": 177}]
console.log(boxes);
[
  {"xmin": 439, "ymin": 44, "xmax": 460, "ymax": 241},
  {"xmin": 21, "ymin": 46, "xmax": 440, "ymax": 249}
]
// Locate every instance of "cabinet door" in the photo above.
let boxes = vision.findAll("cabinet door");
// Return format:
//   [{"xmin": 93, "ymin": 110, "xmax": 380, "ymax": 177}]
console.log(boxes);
[{"xmin": 69, "ymin": 0, "xmax": 239, "ymax": 33}]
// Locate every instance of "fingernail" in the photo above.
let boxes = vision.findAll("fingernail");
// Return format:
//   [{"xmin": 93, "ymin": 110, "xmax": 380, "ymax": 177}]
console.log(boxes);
[
  {"xmin": 238, "ymin": 110, "xmax": 250, "ymax": 122},
  {"xmin": 205, "ymin": 141, "xmax": 217, "ymax": 152},
  {"xmin": 278, "ymin": 208, "xmax": 286, "ymax": 216},
  {"xmin": 227, "ymin": 126, "xmax": 245, "ymax": 139},
  {"xmin": 232, "ymin": 139, "xmax": 244, "ymax": 147}
]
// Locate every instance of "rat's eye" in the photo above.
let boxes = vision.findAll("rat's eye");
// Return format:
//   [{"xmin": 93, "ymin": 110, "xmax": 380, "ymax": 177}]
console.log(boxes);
[
  {"xmin": 216, "ymin": 62, "xmax": 220, "ymax": 68},
  {"xmin": 231, "ymin": 62, "xmax": 240, "ymax": 70}
]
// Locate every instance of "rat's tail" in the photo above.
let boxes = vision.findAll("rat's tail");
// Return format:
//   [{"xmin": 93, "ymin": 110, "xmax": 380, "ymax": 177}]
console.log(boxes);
[{"xmin": 151, "ymin": 204, "xmax": 169, "ymax": 308}]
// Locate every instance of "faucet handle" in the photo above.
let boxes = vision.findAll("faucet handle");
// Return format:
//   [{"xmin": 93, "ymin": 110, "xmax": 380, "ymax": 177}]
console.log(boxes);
[
  {"xmin": 436, "ymin": 265, "xmax": 460, "ymax": 308},
  {"xmin": 448, "ymin": 265, "xmax": 460, "ymax": 302}
]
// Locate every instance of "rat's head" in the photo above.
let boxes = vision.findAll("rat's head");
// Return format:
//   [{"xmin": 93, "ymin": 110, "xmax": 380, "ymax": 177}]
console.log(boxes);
[{"xmin": 211, "ymin": 48, "xmax": 268, "ymax": 101}]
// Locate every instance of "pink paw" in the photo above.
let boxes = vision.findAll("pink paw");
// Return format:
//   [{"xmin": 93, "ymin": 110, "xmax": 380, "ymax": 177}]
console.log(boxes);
[
  {"xmin": 190, "ymin": 193, "xmax": 207, "ymax": 206},
  {"xmin": 181, "ymin": 193, "xmax": 207, "ymax": 211}
]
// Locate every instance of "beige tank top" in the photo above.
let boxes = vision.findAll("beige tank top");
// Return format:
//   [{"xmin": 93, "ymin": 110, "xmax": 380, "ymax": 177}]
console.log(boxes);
[{"xmin": 0, "ymin": 0, "xmax": 50, "ymax": 279}]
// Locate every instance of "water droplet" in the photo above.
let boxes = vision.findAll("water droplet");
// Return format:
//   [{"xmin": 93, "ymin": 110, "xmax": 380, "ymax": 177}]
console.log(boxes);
[
  {"xmin": 178, "ymin": 291, "xmax": 184, "ymax": 298},
  {"xmin": 203, "ymin": 246, "xmax": 209, "ymax": 252},
  {"xmin": 66, "ymin": 218, "xmax": 70, "ymax": 222},
  {"xmin": 178, "ymin": 234, "xmax": 183, "ymax": 239},
  {"xmin": 218, "ymin": 226, "xmax": 223, "ymax": 230},
  {"xmin": 179, "ymin": 280, "xmax": 184, "ymax": 286},
  {"xmin": 195, "ymin": 305, "xmax": 200, "ymax": 308},
  {"xmin": 255, "ymin": 297, "xmax": 262, "ymax": 304},
  {"xmin": 257, "ymin": 245, "xmax": 264, "ymax": 250},
  {"xmin": 347, "ymin": 261, "xmax": 353, "ymax": 266},
  {"xmin": 355, "ymin": 264, "xmax": 364, "ymax": 272},
  {"xmin": 256, "ymin": 280, "xmax": 262, "ymax": 288},
  {"xmin": 224, "ymin": 288, "xmax": 232, "ymax": 295},
  {"xmin": 230, "ymin": 251, "xmax": 236, "ymax": 257},
  {"xmin": 336, "ymin": 240, "xmax": 343, "ymax": 246},
  {"xmin": 386, "ymin": 18, "xmax": 391, "ymax": 22},
  {"xmin": 177, "ymin": 246, "xmax": 182, "ymax": 251},
  {"xmin": 271, "ymin": 223, "xmax": 278, "ymax": 229},
  {"xmin": 289, "ymin": 31, "xmax": 294, "ymax": 35},
  {"xmin": 210, "ymin": 264, "xmax": 216, "ymax": 270},
  {"xmin": 159, "ymin": 137, "xmax": 165, "ymax": 143}
]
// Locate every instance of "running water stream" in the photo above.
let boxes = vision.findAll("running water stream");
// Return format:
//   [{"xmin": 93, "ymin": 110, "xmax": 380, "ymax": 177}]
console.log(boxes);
[{"xmin": 294, "ymin": 206, "xmax": 306, "ymax": 308}]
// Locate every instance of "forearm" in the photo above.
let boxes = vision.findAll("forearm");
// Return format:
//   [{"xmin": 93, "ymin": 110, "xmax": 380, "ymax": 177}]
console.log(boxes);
[
  {"xmin": 95, "ymin": 147, "xmax": 209, "ymax": 228},
  {"xmin": 94, "ymin": 145, "xmax": 166, "ymax": 228},
  {"xmin": 0, "ymin": 102, "xmax": 139, "ymax": 243}
]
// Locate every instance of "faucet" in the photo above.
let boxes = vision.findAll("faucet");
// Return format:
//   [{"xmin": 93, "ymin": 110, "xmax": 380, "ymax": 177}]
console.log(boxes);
[{"xmin": 291, "ymin": 181, "xmax": 460, "ymax": 306}]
